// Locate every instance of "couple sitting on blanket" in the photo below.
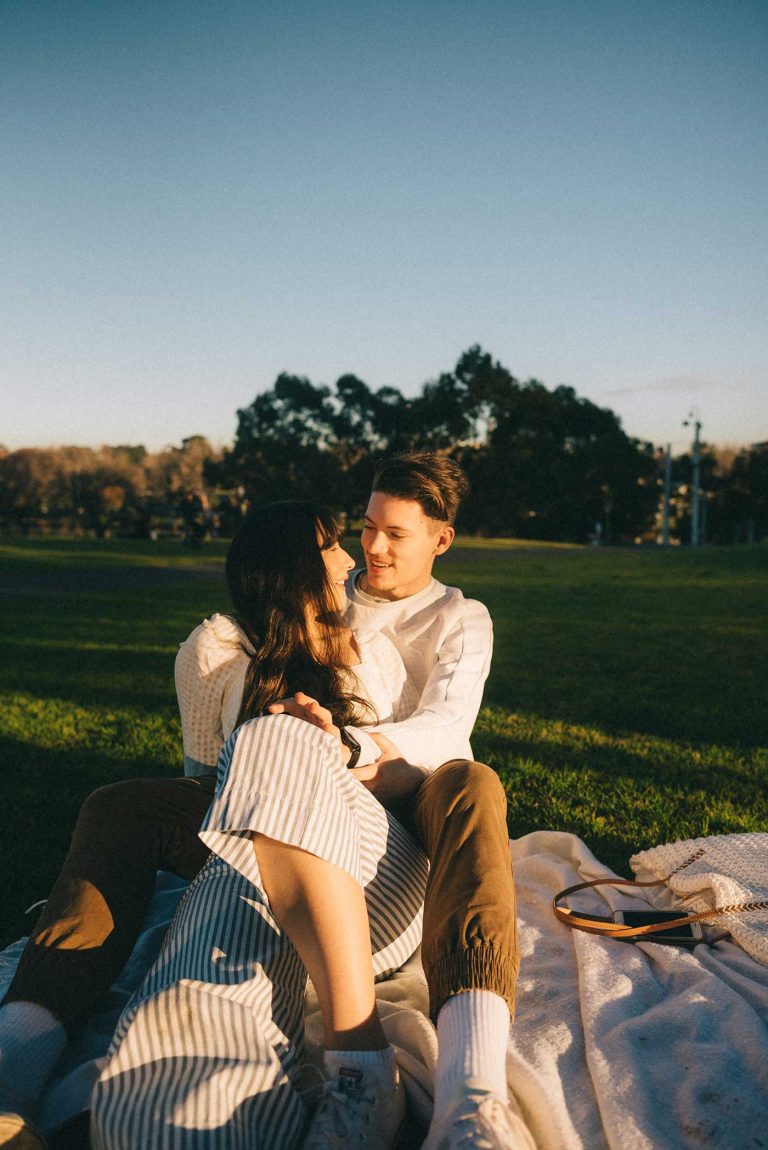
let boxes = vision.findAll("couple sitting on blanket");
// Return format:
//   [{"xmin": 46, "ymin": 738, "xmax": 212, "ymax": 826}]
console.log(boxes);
[{"xmin": 0, "ymin": 452, "xmax": 532, "ymax": 1150}]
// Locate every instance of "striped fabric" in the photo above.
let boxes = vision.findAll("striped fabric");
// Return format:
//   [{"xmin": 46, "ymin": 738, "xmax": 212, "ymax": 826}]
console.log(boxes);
[{"xmin": 91, "ymin": 714, "xmax": 428, "ymax": 1149}]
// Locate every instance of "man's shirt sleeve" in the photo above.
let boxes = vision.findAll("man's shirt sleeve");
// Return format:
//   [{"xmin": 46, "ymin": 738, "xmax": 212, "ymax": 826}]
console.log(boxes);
[{"xmin": 363, "ymin": 600, "xmax": 493, "ymax": 769}]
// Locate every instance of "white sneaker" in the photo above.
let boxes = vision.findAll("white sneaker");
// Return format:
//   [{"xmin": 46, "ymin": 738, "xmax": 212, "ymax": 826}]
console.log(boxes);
[
  {"xmin": 422, "ymin": 1081, "xmax": 536, "ymax": 1150},
  {"xmin": 302, "ymin": 1063, "xmax": 406, "ymax": 1150},
  {"xmin": 0, "ymin": 1113, "xmax": 47, "ymax": 1149}
]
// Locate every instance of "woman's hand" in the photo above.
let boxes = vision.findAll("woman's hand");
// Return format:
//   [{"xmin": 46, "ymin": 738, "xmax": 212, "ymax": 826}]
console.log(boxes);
[
  {"xmin": 267, "ymin": 693, "xmax": 354, "ymax": 762},
  {"xmin": 267, "ymin": 691, "xmax": 335, "ymax": 732}
]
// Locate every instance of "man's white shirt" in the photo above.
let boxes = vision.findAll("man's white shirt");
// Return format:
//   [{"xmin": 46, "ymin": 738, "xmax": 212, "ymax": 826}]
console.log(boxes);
[
  {"xmin": 343, "ymin": 570, "xmax": 493, "ymax": 770},
  {"xmin": 174, "ymin": 573, "xmax": 493, "ymax": 777}
]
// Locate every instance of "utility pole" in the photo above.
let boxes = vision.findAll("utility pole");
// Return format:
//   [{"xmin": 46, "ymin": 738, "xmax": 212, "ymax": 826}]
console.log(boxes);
[
  {"xmin": 662, "ymin": 444, "xmax": 672, "ymax": 546},
  {"xmin": 683, "ymin": 414, "xmax": 702, "ymax": 546}
]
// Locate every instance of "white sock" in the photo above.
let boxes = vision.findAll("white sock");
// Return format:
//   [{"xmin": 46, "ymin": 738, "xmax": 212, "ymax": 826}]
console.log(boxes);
[
  {"xmin": 0, "ymin": 1001, "xmax": 67, "ymax": 1117},
  {"xmin": 323, "ymin": 1045, "xmax": 397, "ymax": 1090},
  {"xmin": 433, "ymin": 991, "xmax": 510, "ymax": 1117}
]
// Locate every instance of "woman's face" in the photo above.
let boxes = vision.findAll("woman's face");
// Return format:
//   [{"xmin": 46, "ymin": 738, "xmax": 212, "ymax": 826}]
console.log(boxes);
[{"xmin": 322, "ymin": 538, "xmax": 356, "ymax": 611}]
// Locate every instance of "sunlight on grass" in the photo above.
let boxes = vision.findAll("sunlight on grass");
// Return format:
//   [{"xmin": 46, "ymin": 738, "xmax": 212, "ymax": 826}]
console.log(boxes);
[
  {"xmin": 451, "ymin": 536, "xmax": 581, "ymax": 551},
  {"xmin": 7, "ymin": 638, "xmax": 178, "ymax": 653},
  {"xmin": 0, "ymin": 537, "xmax": 226, "ymax": 570},
  {"xmin": 1, "ymin": 692, "xmax": 181, "ymax": 765},
  {"xmin": 1, "ymin": 536, "xmax": 766, "ymax": 943}
]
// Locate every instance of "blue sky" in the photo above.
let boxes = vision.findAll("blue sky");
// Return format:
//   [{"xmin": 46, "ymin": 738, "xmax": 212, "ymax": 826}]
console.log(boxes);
[{"xmin": 2, "ymin": 0, "xmax": 766, "ymax": 454}]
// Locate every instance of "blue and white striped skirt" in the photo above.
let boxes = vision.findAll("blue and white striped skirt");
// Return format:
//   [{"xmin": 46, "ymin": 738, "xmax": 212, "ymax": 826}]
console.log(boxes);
[{"xmin": 91, "ymin": 715, "xmax": 429, "ymax": 1149}]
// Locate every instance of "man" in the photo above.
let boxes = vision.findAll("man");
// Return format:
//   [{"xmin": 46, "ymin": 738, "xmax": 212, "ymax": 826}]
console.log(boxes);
[
  {"xmin": 282, "ymin": 452, "xmax": 528, "ymax": 1150},
  {"xmin": 0, "ymin": 452, "xmax": 529, "ymax": 1150}
]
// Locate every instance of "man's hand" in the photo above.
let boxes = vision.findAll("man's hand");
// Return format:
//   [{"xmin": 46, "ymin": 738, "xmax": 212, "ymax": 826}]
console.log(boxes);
[
  {"xmin": 349, "ymin": 759, "xmax": 429, "ymax": 804},
  {"xmin": 349, "ymin": 732, "xmax": 429, "ymax": 804}
]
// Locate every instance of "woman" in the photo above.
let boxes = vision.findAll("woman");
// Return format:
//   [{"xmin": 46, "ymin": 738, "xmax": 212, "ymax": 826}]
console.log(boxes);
[{"xmin": 90, "ymin": 501, "xmax": 428, "ymax": 1150}]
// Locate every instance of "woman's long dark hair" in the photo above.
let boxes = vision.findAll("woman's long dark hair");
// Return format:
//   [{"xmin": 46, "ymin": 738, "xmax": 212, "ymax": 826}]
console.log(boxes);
[{"xmin": 226, "ymin": 500, "xmax": 371, "ymax": 729}]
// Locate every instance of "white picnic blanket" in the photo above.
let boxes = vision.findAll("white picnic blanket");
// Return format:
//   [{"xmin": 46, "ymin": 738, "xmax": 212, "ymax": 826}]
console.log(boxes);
[
  {"xmin": 502, "ymin": 831, "xmax": 768, "ymax": 1150},
  {"xmin": 2, "ymin": 831, "xmax": 768, "ymax": 1147}
]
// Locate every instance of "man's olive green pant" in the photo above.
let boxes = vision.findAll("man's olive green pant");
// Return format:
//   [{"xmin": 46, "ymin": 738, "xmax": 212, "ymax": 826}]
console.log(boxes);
[{"xmin": 5, "ymin": 760, "xmax": 517, "ymax": 1032}]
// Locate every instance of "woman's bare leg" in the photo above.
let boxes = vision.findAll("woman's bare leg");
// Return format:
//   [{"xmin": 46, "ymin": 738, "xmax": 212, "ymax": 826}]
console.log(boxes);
[{"xmin": 252, "ymin": 834, "xmax": 387, "ymax": 1052}]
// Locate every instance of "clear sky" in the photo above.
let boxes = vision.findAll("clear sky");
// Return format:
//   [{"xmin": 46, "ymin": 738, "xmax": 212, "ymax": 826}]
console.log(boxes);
[{"xmin": 2, "ymin": 0, "xmax": 766, "ymax": 455}]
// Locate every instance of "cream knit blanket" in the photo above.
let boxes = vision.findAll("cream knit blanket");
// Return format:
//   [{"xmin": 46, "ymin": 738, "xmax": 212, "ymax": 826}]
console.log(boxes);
[{"xmin": 631, "ymin": 832, "xmax": 768, "ymax": 966}]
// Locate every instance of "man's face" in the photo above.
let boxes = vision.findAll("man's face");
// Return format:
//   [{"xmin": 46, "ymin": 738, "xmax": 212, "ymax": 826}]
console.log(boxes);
[{"xmin": 360, "ymin": 492, "xmax": 454, "ymax": 601}]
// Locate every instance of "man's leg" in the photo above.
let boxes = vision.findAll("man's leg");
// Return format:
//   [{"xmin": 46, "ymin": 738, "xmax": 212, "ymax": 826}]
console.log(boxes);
[
  {"xmin": 409, "ymin": 759, "xmax": 517, "ymax": 1021},
  {"xmin": 0, "ymin": 774, "xmax": 215, "ymax": 1142},
  {"xmin": 409, "ymin": 760, "xmax": 534, "ymax": 1149}
]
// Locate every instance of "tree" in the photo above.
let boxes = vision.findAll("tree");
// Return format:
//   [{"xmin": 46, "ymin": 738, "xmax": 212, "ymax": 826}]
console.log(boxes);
[
  {"xmin": 212, "ymin": 351, "xmax": 663, "ymax": 539},
  {"xmin": 217, "ymin": 373, "xmax": 413, "ymax": 517},
  {"xmin": 212, "ymin": 375, "xmax": 340, "ymax": 508},
  {"xmin": 0, "ymin": 449, "xmax": 58, "ymax": 528},
  {"xmin": 149, "ymin": 435, "xmax": 219, "ymax": 499},
  {"xmin": 0, "ymin": 348, "xmax": 679, "ymax": 543},
  {"xmin": 709, "ymin": 443, "xmax": 768, "ymax": 544},
  {"xmin": 329, "ymin": 375, "xmax": 405, "ymax": 516},
  {"xmin": 448, "ymin": 353, "xmax": 658, "ymax": 541},
  {"xmin": 0, "ymin": 439, "xmax": 222, "ymax": 537}
]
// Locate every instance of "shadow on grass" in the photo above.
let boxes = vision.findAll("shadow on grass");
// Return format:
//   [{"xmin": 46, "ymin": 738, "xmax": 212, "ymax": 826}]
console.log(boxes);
[
  {"xmin": 482, "ymin": 616, "xmax": 768, "ymax": 750},
  {"xmin": 460, "ymin": 545, "xmax": 768, "ymax": 751},
  {"xmin": 0, "ymin": 642, "xmax": 179, "ymax": 712},
  {"xmin": 0, "ymin": 578, "xmax": 225, "ymax": 712},
  {"xmin": 0, "ymin": 561, "xmax": 225, "ymax": 598},
  {"xmin": 0, "ymin": 734, "xmax": 179, "ymax": 950},
  {"xmin": 477, "ymin": 722, "xmax": 765, "ymax": 790},
  {"xmin": 474, "ymin": 716, "xmax": 768, "ymax": 878}
]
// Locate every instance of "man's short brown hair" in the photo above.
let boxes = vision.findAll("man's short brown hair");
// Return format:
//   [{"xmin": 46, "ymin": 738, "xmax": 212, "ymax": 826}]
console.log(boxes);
[{"xmin": 371, "ymin": 451, "xmax": 469, "ymax": 525}]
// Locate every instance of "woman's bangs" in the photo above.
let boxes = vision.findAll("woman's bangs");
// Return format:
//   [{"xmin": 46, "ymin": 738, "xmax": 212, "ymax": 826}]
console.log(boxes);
[{"xmin": 316, "ymin": 511, "xmax": 342, "ymax": 551}]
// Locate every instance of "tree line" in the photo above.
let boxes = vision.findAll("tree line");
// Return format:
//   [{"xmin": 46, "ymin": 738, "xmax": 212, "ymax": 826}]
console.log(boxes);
[
  {"xmin": 2, "ymin": 347, "xmax": 766, "ymax": 544},
  {"xmin": 0, "ymin": 437, "xmax": 233, "ymax": 539}
]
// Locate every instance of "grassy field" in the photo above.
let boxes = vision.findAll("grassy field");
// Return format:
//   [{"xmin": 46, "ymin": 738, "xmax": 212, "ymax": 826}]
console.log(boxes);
[{"xmin": 1, "ymin": 535, "xmax": 767, "ymax": 949}]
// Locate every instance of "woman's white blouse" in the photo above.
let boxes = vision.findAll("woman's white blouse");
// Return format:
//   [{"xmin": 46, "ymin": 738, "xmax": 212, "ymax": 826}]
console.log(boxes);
[{"xmin": 175, "ymin": 613, "xmax": 416, "ymax": 778}]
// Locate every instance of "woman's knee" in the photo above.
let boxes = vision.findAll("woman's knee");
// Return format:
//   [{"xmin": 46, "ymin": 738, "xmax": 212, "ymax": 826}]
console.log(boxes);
[
  {"xmin": 227, "ymin": 713, "xmax": 343, "ymax": 789},
  {"xmin": 234, "ymin": 711, "xmax": 332, "ymax": 748}
]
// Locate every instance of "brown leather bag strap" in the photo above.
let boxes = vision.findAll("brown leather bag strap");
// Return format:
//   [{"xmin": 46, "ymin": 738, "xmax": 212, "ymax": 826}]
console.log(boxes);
[{"xmin": 552, "ymin": 870, "xmax": 768, "ymax": 939}]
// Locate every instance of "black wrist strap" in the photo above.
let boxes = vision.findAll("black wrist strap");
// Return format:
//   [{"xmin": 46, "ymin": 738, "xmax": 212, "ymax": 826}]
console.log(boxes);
[{"xmin": 340, "ymin": 727, "xmax": 361, "ymax": 768}]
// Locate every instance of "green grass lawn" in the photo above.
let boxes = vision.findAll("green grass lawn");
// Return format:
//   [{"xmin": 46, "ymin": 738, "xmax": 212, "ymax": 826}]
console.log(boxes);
[{"xmin": 1, "ymin": 535, "xmax": 767, "ymax": 948}]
